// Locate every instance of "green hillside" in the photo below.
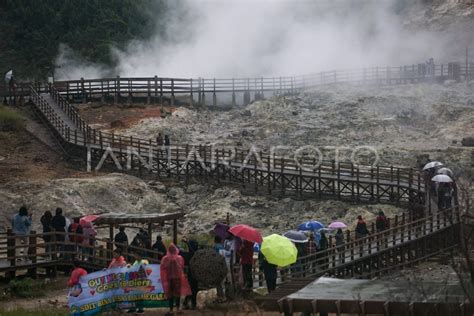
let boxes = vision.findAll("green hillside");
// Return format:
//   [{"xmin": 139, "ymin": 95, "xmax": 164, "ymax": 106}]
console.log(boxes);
[{"xmin": 0, "ymin": 0, "xmax": 165, "ymax": 80}]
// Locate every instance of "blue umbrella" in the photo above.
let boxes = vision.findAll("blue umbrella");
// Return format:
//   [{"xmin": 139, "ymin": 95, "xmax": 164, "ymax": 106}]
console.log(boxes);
[{"xmin": 297, "ymin": 220, "xmax": 325, "ymax": 231}]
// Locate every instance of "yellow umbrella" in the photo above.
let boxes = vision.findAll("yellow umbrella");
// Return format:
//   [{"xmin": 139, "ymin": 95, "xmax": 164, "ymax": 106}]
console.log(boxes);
[{"xmin": 261, "ymin": 234, "xmax": 297, "ymax": 267}]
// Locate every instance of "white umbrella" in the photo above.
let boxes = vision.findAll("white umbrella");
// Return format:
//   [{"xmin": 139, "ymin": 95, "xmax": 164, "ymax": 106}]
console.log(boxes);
[
  {"xmin": 436, "ymin": 167, "xmax": 454, "ymax": 177},
  {"xmin": 431, "ymin": 174, "xmax": 453, "ymax": 183},
  {"xmin": 4, "ymin": 70, "xmax": 12, "ymax": 83},
  {"xmin": 423, "ymin": 161, "xmax": 443, "ymax": 170}
]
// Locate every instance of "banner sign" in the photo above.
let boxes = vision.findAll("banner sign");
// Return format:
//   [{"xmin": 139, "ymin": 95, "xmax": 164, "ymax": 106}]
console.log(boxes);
[{"xmin": 68, "ymin": 264, "xmax": 168, "ymax": 315}]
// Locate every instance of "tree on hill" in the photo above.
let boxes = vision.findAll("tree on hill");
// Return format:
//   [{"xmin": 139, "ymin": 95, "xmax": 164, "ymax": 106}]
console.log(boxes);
[{"xmin": 0, "ymin": 0, "xmax": 166, "ymax": 80}]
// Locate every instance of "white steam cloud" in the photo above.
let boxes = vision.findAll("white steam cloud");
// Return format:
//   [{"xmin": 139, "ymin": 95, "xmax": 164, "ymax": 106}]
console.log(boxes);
[{"xmin": 55, "ymin": 0, "xmax": 467, "ymax": 80}]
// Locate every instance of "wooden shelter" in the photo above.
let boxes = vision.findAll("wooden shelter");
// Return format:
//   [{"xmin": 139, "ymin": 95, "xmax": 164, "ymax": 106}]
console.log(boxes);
[
  {"xmin": 277, "ymin": 277, "xmax": 472, "ymax": 315},
  {"xmin": 93, "ymin": 212, "xmax": 185, "ymax": 245}
]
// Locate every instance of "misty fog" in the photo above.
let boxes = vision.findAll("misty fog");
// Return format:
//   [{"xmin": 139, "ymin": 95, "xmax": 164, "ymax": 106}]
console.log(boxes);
[{"xmin": 54, "ymin": 0, "xmax": 467, "ymax": 80}]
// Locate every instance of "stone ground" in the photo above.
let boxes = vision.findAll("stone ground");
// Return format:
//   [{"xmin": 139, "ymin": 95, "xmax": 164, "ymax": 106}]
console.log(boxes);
[
  {"xmin": 0, "ymin": 276, "xmax": 276, "ymax": 315},
  {"xmin": 91, "ymin": 82, "xmax": 473, "ymax": 173}
]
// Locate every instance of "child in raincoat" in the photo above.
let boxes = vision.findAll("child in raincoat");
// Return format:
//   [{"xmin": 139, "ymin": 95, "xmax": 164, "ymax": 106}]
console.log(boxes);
[{"xmin": 108, "ymin": 248, "xmax": 127, "ymax": 269}]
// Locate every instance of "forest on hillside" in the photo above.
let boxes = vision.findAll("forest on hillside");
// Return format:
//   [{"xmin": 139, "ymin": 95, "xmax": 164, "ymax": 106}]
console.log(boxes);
[{"xmin": 0, "ymin": 0, "xmax": 166, "ymax": 80}]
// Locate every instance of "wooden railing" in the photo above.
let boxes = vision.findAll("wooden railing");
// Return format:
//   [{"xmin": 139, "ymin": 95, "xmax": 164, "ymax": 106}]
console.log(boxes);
[
  {"xmin": 52, "ymin": 62, "xmax": 473, "ymax": 102},
  {"xmin": 0, "ymin": 207, "xmax": 459, "ymax": 286},
  {"xmin": 253, "ymin": 206, "xmax": 459, "ymax": 289},
  {"xmin": 2, "ymin": 61, "xmax": 473, "ymax": 101}
]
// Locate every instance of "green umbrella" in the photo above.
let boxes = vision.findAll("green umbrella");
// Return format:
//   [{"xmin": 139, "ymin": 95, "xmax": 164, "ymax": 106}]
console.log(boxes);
[{"xmin": 261, "ymin": 234, "xmax": 297, "ymax": 267}]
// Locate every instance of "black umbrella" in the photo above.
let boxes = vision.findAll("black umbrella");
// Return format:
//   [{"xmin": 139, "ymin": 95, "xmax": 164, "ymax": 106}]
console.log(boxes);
[{"xmin": 283, "ymin": 230, "xmax": 308, "ymax": 243}]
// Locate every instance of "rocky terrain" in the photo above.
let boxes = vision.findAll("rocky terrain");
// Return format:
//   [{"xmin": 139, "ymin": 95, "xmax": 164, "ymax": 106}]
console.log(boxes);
[{"xmin": 0, "ymin": 173, "xmax": 404, "ymax": 239}]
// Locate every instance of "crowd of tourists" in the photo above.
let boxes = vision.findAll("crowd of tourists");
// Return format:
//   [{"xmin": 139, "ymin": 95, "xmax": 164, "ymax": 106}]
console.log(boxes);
[
  {"xmin": 421, "ymin": 160, "xmax": 458, "ymax": 211},
  {"xmin": 10, "ymin": 207, "xmax": 98, "ymax": 261}
]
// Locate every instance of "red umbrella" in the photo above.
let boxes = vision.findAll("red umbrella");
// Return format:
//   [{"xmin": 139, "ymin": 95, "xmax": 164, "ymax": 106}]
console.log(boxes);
[
  {"xmin": 229, "ymin": 224, "xmax": 262, "ymax": 243},
  {"xmin": 80, "ymin": 214, "xmax": 98, "ymax": 226}
]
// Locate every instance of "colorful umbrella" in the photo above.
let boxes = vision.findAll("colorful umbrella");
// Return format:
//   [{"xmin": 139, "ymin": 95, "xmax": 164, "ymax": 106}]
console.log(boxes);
[
  {"xmin": 213, "ymin": 223, "xmax": 230, "ymax": 240},
  {"xmin": 261, "ymin": 234, "xmax": 297, "ymax": 267},
  {"xmin": 283, "ymin": 230, "xmax": 308, "ymax": 243},
  {"xmin": 297, "ymin": 220, "xmax": 324, "ymax": 231},
  {"xmin": 229, "ymin": 224, "xmax": 262, "ymax": 243},
  {"xmin": 431, "ymin": 174, "xmax": 453, "ymax": 183},
  {"xmin": 80, "ymin": 214, "xmax": 98, "ymax": 225},
  {"xmin": 423, "ymin": 161, "xmax": 443, "ymax": 170},
  {"xmin": 328, "ymin": 221, "xmax": 347, "ymax": 229}
]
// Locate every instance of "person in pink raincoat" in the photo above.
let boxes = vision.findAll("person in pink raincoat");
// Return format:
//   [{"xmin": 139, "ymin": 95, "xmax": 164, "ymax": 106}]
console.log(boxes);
[
  {"xmin": 81, "ymin": 220, "xmax": 97, "ymax": 261},
  {"xmin": 160, "ymin": 244, "xmax": 191, "ymax": 313}
]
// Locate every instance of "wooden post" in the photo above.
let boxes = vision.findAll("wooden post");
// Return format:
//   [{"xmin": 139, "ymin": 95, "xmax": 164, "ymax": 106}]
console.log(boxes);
[
  {"xmin": 115, "ymin": 76, "xmax": 120, "ymax": 104},
  {"xmin": 154, "ymin": 75, "xmax": 158, "ymax": 103},
  {"xmin": 370, "ymin": 167, "xmax": 375, "ymax": 200},
  {"xmin": 173, "ymin": 219, "xmax": 178, "ymax": 245},
  {"xmin": 138, "ymin": 140, "xmax": 142, "ymax": 176},
  {"xmin": 254, "ymin": 154, "xmax": 258, "ymax": 193},
  {"xmin": 127, "ymin": 79, "xmax": 132, "ymax": 103},
  {"xmin": 202, "ymin": 79, "xmax": 206, "ymax": 106},
  {"xmin": 50, "ymin": 231, "xmax": 57, "ymax": 277},
  {"xmin": 66, "ymin": 81, "xmax": 70, "ymax": 100},
  {"xmin": 213, "ymin": 78, "xmax": 217, "ymax": 106},
  {"xmin": 98, "ymin": 246, "xmax": 105, "ymax": 267},
  {"xmin": 281, "ymin": 158, "xmax": 285, "ymax": 195},
  {"xmin": 147, "ymin": 79, "xmax": 151, "ymax": 104},
  {"xmin": 376, "ymin": 166, "xmax": 380, "ymax": 202},
  {"xmin": 28, "ymin": 230, "xmax": 37, "ymax": 278},
  {"xmin": 198, "ymin": 78, "xmax": 202, "ymax": 106},
  {"xmin": 215, "ymin": 149, "xmax": 220, "ymax": 184},
  {"xmin": 190, "ymin": 79, "xmax": 194, "ymax": 107},
  {"xmin": 109, "ymin": 225, "xmax": 114, "ymax": 245},
  {"xmin": 81, "ymin": 78, "xmax": 86, "ymax": 104},
  {"xmin": 160, "ymin": 79, "xmax": 163, "ymax": 105},
  {"xmin": 298, "ymin": 165, "xmax": 303, "ymax": 197},
  {"xmin": 7, "ymin": 229, "xmax": 15, "ymax": 277},
  {"xmin": 99, "ymin": 131, "xmax": 103, "ymax": 150},
  {"xmin": 331, "ymin": 160, "xmax": 336, "ymax": 195},
  {"xmin": 232, "ymin": 79, "xmax": 236, "ymax": 106},
  {"xmin": 185, "ymin": 144, "xmax": 189, "ymax": 186},
  {"xmin": 176, "ymin": 145, "xmax": 180, "ymax": 178},
  {"xmin": 94, "ymin": 80, "xmax": 102, "ymax": 103},
  {"xmin": 318, "ymin": 164, "xmax": 322, "ymax": 197},
  {"xmin": 171, "ymin": 79, "xmax": 175, "ymax": 106},
  {"xmin": 408, "ymin": 169, "xmax": 413, "ymax": 205},
  {"xmin": 148, "ymin": 223, "xmax": 153, "ymax": 246}
]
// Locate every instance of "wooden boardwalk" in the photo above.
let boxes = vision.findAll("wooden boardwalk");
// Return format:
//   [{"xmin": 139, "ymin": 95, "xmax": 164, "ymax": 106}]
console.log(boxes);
[
  {"xmin": 30, "ymin": 87, "xmax": 427, "ymax": 207},
  {"xmin": 2, "ymin": 60, "xmax": 472, "ymax": 105}
]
